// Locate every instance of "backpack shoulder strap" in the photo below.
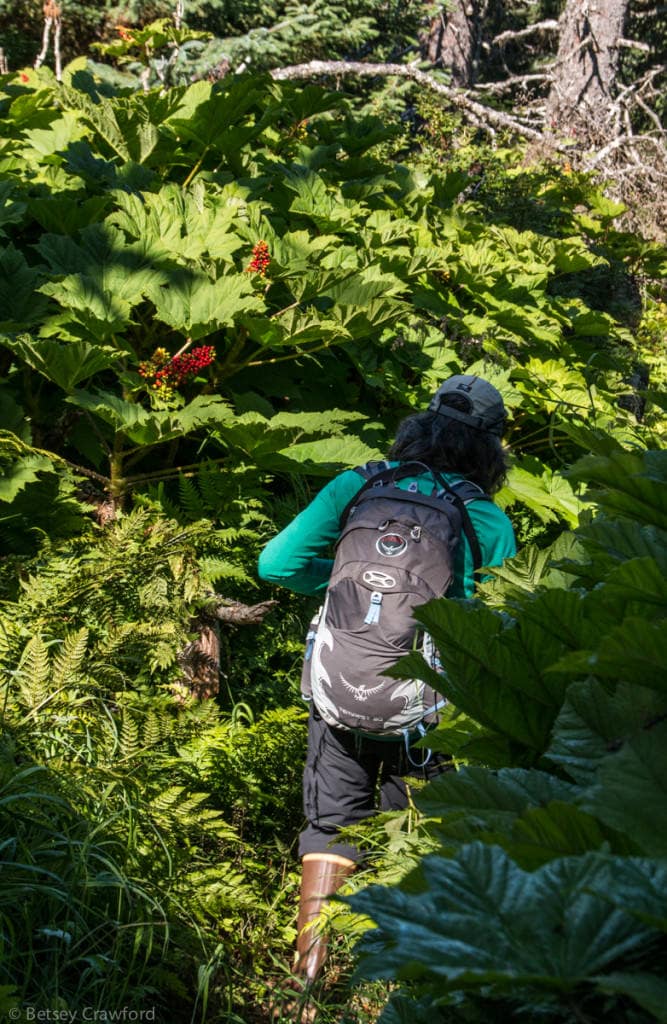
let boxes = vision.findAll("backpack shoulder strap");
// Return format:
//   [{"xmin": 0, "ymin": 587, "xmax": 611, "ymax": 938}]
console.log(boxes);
[
  {"xmin": 340, "ymin": 461, "xmax": 427, "ymax": 527},
  {"xmin": 433, "ymin": 472, "xmax": 489, "ymax": 577},
  {"xmin": 353, "ymin": 460, "xmax": 391, "ymax": 481}
]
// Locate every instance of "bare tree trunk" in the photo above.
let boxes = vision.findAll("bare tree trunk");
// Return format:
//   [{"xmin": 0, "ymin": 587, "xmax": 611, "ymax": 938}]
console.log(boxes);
[
  {"xmin": 178, "ymin": 620, "xmax": 221, "ymax": 699},
  {"xmin": 176, "ymin": 598, "xmax": 277, "ymax": 700},
  {"xmin": 546, "ymin": 0, "xmax": 628, "ymax": 139},
  {"xmin": 421, "ymin": 1, "xmax": 487, "ymax": 86}
]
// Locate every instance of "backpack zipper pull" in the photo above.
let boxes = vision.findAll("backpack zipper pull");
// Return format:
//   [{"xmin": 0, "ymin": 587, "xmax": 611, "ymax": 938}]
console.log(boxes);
[{"xmin": 364, "ymin": 591, "xmax": 383, "ymax": 625}]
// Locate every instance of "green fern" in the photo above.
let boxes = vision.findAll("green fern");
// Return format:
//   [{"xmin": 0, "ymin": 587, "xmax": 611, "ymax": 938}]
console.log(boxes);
[
  {"xmin": 52, "ymin": 628, "xmax": 89, "ymax": 688},
  {"xmin": 16, "ymin": 636, "xmax": 51, "ymax": 711},
  {"xmin": 178, "ymin": 473, "xmax": 208, "ymax": 521}
]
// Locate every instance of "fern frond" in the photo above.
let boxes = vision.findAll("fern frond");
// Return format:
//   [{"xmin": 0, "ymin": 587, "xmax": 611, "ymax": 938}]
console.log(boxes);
[
  {"xmin": 178, "ymin": 475, "xmax": 207, "ymax": 522},
  {"xmin": 199, "ymin": 558, "xmax": 250, "ymax": 585},
  {"xmin": 52, "ymin": 628, "xmax": 89, "ymax": 688},
  {"xmin": 181, "ymin": 865, "xmax": 258, "ymax": 913},
  {"xmin": 119, "ymin": 712, "xmax": 140, "ymax": 760},
  {"xmin": 0, "ymin": 608, "xmax": 19, "ymax": 662},
  {"xmin": 16, "ymin": 636, "xmax": 51, "ymax": 709},
  {"xmin": 197, "ymin": 462, "xmax": 226, "ymax": 511},
  {"xmin": 143, "ymin": 710, "xmax": 166, "ymax": 748}
]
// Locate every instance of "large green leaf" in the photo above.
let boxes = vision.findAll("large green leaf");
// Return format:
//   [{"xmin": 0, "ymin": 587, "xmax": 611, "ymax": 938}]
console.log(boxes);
[
  {"xmin": 582, "ymin": 719, "xmax": 667, "ymax": 856},
  {"xmin": 147, "ymin": 269, "xmax": 262, "ymax": 340},
  {"xmin": 595, "ymin": 973, "xmax": 667, "ymax": 1022},
  {"xmin": 212, "ymin": 407, "xmax": 355, "ymax": 448},
  {"xmin": 27, "ymin": 195, "xmax": 109, "ymax": 235},
  {"xmin": 566, "ymin": 450, "xmax": 667, "ymax": 531},
  {"xmin": 478, "ymin": 533, "xmax": 581, "ymax": 605},
  {"xmin": 497, "ymin": 460, "xmax": 582, "ymax": 527},
  {"xmin": 165, "ymin": 78, "xmax": 267, "ymax": 153},
  {"xmin": 270, "ymin": 435, "xmax": 384, "ymax": 475},
  {"xmin": 59, "ymin": 88, "xmax": 163, "ymax": 165},
  {"xmin": 577, "ymin": 519, "xmax": 667, "ymax": 571},
  {"xmin": 552, "ymin": 237, "xmax": 607, "ymax": 274},
  {"xmin": 0, "ymin": 245, "xmax": 50, "ymax": 330},
  {"xmin": 505, "ymin": 801, "xmax": 618, "ymax": 867},
  {"xmin": 417, "ymin": 766, "xmax": 580, "ymax": 824},
  {"xmin": 546, "ymin": 681, "xmax": 665, "ymax": 785},
  {"xmin": 349, "ymin": 845, "xmax": 661, "ymax": 989},
  {"xmin": 392, "ymin": 598, "xmax": 561, "ymax": 754},
  {"xmin": 0, "ymin": 453, "xmax": 56, "ymax": 502},
  {"xmin": 567, "ymin": 523, "xmax": 667, "ymax": 594},
  {"xmin": 285, "ymin": 168, "xmax": 363, "ymax": 231},
  {"xmin": 412, "ymin": 586, "xmax": 602, "ymax": 730},
  {"xmin": 553, "ymin": 616, "xmax": 667, "ymax": 694},
  {"xmin": 587, "ymin": 856, "xmax": 667, "ymax": 932},
  {"xmin": 67, "ymin": 390, "xmax": 232, "ymax": 445},
  {"xmin": 2, "ymin": 334, "xmax": 117, "ymax": 391},
  {"xmin": 109, "ymin": 184, "xmax": 244, "ymax": 264},
  {"xmin": 21, "ymin": 109, "xmax": 86, "ymax": 159},
  {"xmin": 268, "ymin": 229, "xmax": 339, "ymax": 274},
  {"xmin": 36, "ymin": 224, "xmax": 168, "ymax": 339},
  {"xmin": 417, "ymin": 769, "xmax": 616, "ymax": 867}
]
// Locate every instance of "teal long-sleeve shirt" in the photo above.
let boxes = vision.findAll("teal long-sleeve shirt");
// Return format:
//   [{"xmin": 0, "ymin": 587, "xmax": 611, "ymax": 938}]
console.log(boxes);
[{"xmin": 258, "ymin": 465, "xmax": 516, "ymax": 599}]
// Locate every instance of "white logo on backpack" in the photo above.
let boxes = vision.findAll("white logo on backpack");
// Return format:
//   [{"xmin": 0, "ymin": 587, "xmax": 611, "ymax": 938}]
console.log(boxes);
[{"xmin": 362, "ymin": 570, "xmax": 396, "ymax": 589}]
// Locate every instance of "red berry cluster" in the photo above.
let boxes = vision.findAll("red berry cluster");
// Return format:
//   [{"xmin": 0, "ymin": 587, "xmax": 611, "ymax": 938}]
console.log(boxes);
[
  {"xmin": 168, "ymin": 346, "xmax": 216, "ymax": 382},
  {"xmin": 139, "ymin": 345, "xmax": 215, "ymax": 393},
  {"xmin": 246, "ymin": 240, "xmax": 271, "ymax": 276}
]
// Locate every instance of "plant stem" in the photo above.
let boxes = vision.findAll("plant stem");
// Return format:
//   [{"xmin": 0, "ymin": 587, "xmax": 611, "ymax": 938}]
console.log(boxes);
[
  {"xmin": 63, "ymin": 460, "xmax": 111, "ymax": 487},
  {"xmin": 124, "ymin": 455, "xmax": 228, "ymax": 485},
  {"xmin": 183, "ymin": 146, "xmax": 209, "ymax": 188},
  {"xmin": 246, "ymin": 339, "xmax": 334, "ymax": 367},
  {"xmin": 109, "ymin": 437, "xmax": 126, "ymax": 503},
  {"xmin": 173, "ymin": 335, "xmax": 194, "ymax": 358}
]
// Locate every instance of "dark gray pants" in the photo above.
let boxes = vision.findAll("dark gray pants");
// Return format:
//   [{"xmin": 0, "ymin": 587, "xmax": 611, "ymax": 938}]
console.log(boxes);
[{"xmin": 299, "ymin": 705, "xmax": 450, "ymax": 862}]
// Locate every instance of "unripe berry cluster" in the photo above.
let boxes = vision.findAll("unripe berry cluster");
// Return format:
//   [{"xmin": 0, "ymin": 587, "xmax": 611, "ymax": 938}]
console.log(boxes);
[
  {"xmin": 246, "ymin": 240, "xmax": 271, "ymax": 276},
  {"xmin": 139, "ymin": 345, "xmax": 215, "ymax": 393}
]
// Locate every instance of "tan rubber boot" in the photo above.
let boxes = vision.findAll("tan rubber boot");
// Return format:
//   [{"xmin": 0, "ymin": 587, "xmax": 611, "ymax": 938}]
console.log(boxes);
[{"xmin": 294, "ymin": 852, "xmax": 356, "ymax": 984}]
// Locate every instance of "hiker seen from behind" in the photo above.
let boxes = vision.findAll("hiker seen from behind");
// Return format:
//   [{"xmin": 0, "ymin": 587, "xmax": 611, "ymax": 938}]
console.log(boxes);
[{"xmin": 258, "ymin": 374, "xmax": 517, "ymax": 997}]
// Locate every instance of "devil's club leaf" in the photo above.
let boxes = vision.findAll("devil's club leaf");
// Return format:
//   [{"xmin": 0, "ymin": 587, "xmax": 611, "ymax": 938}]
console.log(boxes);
[
  {"xmin": 0, "ymin": 246, "xmax": 49, "ymax": 330},
  {"xmin": 67, "ymin": 391, "xmax": 232, "ymax": 445},
  {"xmin": 147, "ymin": 270, "xmax": 262, "ymax": 340},
  {"xmin": 1, "ymin": 335, "xmax": 116, "ymax": 391},
  {"xmin": 566, "ymin": 450, "xmax": 667, "ymax": 531},
  {"xmin": 349, "ymin": 845, "xmax": 662, "ymax": 988},
  {"xmin": 546, "ymin": 681, "xmax": 665, "ymax": 784},
  {"xmin": 417, "ymin": 766, "xmax": 580, "ymax": 824},
  {"xmin": 582, "ymin": 719, "xmax": 667, "ymax": 856},
  {"xmin": 594, "ymin": 973, "xmax": 667, "ymax": 1022}
]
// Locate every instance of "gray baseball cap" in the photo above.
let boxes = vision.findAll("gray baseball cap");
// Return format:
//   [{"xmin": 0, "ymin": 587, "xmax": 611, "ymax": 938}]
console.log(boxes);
[{"xmin": 428, "ymin": 374, "xmax": 507, "ymax": 436}]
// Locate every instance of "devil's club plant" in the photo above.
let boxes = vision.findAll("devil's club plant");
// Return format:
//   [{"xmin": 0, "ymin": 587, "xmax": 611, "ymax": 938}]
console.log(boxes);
[
  {"xmin": 347, "ymin": 449, "xmax": 667, "ymax": 1023},
  {"xmin": 0, "ymin": 67, "xmax": 664, "ymax": 522}
]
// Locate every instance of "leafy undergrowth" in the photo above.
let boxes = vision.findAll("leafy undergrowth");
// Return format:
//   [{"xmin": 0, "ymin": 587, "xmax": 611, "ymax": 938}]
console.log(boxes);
[
  {"xmin": 0, "ymin": 60, "xmax": 666, "ymax": 1023},
  {"xmin": 346, "ymin": 449, "xmax": 667, "ymax": 1023}
]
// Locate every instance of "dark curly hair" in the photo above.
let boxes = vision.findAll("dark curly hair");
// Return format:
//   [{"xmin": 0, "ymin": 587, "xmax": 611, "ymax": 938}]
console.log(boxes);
[{"xmin": 386, "ymin": 393, "xmax": 509, "ymax": 494}]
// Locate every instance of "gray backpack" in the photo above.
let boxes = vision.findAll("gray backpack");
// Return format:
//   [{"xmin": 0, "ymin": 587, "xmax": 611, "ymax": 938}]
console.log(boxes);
[{"xmin": 302, "ymin": 461, "xmax": 489, "ymax": 740}]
